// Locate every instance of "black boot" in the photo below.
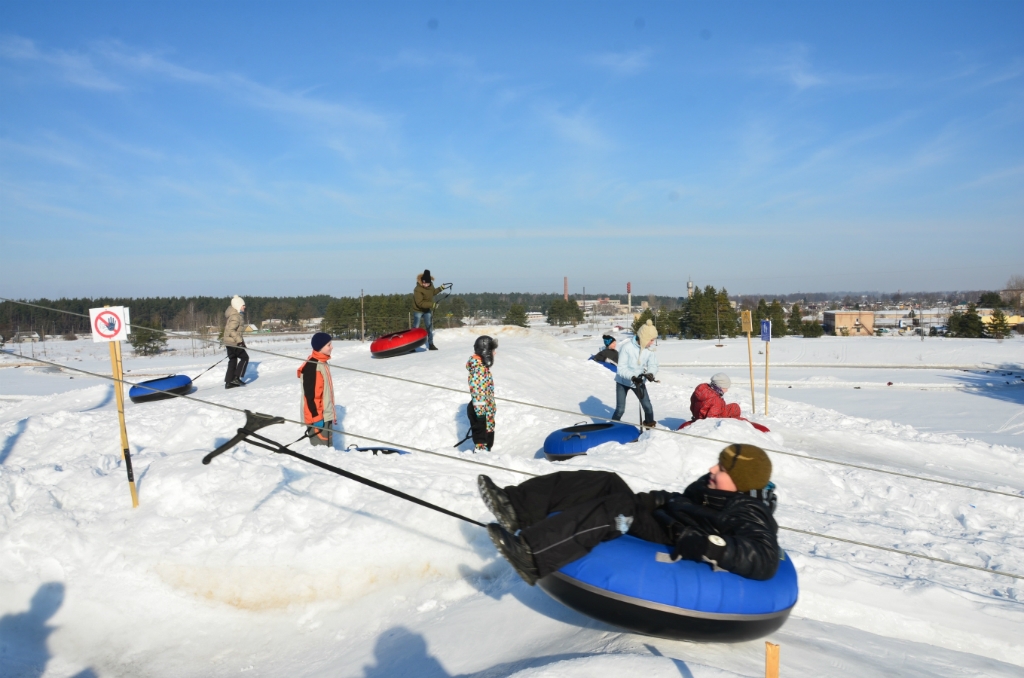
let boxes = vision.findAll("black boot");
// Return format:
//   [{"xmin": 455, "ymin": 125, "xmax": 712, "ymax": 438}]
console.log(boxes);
[
  {"xmin": 428, "ymin": 343, "xmax": 438, "ymax": 350},
  {"xmin": 478, "ymin": 475, "xmax": 520, "ymax": 532},
  {"xmin": 487, "ymin": 524, "xmax": 538, "ymax": 585},
  {"xmin": 231, "ymin": 379, "xmax": 245, "ymax": 387},
  {"xmin": 225, "ymin": 381, "xmax": 238, "ymax": 389}
]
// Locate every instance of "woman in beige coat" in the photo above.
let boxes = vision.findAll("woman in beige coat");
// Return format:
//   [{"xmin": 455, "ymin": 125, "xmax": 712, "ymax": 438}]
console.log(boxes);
[{"xmin": 223, "ymin": 296, "xmax": 249, "ymax": 389}]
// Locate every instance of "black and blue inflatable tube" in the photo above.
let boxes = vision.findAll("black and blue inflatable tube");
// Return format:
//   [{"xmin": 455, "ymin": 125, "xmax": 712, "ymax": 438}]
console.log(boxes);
[
  {"xmin": 538, "ymin": 535, "xmax": 798, "ymax": 642},
  {"xmin": 128, "ymin": 375, "xmax": 193, "ymax": 403}
]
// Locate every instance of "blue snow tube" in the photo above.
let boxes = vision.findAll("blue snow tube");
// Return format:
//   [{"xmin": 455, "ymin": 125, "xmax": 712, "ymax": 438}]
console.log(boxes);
[
  {"xmin": 543, "ymin": 422, "xmax": 640, "ymax": 461},
  {"xmin": 129, "ymin": 375, "xmax": 193, "ymax": 403},
  {"xmin": 538, "ymin": 535, "xmax": 798, "ymax": 642},
  {"xmin": 589, "ymin": 356, "xmax": 617, "ymax": 373}
]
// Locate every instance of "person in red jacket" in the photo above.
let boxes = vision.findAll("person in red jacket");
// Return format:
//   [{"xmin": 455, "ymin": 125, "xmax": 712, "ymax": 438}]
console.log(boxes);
[
  {"xmin": 690, "ymin": 373, "xmax": 742, "ymax": 421},
  {"xmin": 298, "ymin": 332, "xmax": 336, "ymax": 447},
  {"xmin": 681, "ymin": 373, "xmax": 770, "ymax": 433}
]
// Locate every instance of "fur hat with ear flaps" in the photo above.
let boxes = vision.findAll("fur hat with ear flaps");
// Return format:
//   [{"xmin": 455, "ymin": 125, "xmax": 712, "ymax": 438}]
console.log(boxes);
[{"xmin": 473, "ymin": 335, "xmax": 498, "ymax": 367}]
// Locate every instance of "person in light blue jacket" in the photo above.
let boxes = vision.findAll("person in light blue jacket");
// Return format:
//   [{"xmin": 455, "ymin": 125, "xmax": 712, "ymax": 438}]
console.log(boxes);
[{"xmin": 612, "ymin": 319, "xmax": 659, "ymax": 427}]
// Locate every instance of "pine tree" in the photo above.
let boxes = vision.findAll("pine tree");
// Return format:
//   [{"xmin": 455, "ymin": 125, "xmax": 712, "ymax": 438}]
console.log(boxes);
[
  {"xmin": 987, "ymin": 309, "xmax": 1011, "ymax": 339},
  {"xmin": 631, "ymin": 308, "xmax": 655, "ymax": 334},
  {"xmin": 755, "ymin": 299, "xmax": 770, "ymax": 322},
  {"xmin": 803, "ymin": 319, "xmax": 824, "ymax": 338},
  {"xmin": 788, "ymin": 304, "xmax": 804, "ymax": 336},
  {"xmin": 129, "ymin": 318, "xmax": 168, "ymax": 356},
  {"xmin": 503, "ymin": 303, "xmax": 529, "ymax": 328},
  {"xmin": 716, "ymin": 288, "xmax": 739, "ymax": 338},
  {"xmin": 769, "ymin": 300, "xmax": 787, "ymax": 337},
  {"xmin": 959, "ymin": 304, "xmax": 985, "ymax": 338}
]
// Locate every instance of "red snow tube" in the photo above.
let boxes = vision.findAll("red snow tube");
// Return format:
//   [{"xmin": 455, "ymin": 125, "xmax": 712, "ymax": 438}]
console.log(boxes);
[
  {"xmin": 370, "ymin": 328, "xmax": 428, "ymax": 358},
  {"xmin": 679, "ymin": 418, "xmax": 771, "ymax": 434}
]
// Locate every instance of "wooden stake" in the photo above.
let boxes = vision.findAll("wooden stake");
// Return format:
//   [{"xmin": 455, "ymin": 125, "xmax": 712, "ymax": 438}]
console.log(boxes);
[
  {"xmin": 109, "ymin": 340, "xmax": 139, "ymax": 508},
  {"xmin": 765, "ymin": 641, "xmax": 780, "ymax": 678},
  {"xmin": 747, "ymin": 329, "xmax": 756, "ymax": 412},
  {"xmin": 765, "ymin": 340, "xmax": 771, "ymax": 417}
]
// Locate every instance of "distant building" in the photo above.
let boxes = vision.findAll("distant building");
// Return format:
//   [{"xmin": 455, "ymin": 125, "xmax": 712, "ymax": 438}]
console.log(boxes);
[
  {"xmin": 823, "ymin": 311, "xmax": 873, "ymax": 336},
  {"xmin": 12, "ymin": 331, "xmax": 40, "ymax": 343}
]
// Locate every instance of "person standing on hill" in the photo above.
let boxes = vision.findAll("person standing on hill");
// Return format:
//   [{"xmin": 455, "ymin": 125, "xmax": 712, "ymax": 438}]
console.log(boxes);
[
  {"xmin": 223, "ymin": 296, "xmax": 249, "ymax": 389},
  {"xmin": 299, "ymin": 332, "xmax": 336, "ymax": 447},
  {"xmin": 612, "ymin": 320, "xmax": 659, "ymax": 428},
  {"xmin": 466, "ymin": 335, "xmax": 498, "ymax": 451},
  {"xmin": 413, "ymin": 270, "xmax": 446, "ymax": 350}
]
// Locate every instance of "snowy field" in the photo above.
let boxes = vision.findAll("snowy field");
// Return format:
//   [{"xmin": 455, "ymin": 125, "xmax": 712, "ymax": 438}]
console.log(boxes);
[{"xmin": 1, "ymin": 329, "xmax": 1023, "ymax": 677}]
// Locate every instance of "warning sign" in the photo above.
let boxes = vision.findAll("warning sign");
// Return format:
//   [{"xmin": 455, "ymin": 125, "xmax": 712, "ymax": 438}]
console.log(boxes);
[{"xmin": 90, "ymin": 307, "xmax": 130, "ymax": 343}]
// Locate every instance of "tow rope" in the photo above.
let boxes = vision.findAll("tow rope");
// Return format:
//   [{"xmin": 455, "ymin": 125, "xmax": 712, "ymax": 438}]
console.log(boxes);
[{"xmin": 203, "ymin": 410, "xmax": 486, "ymax": 527}]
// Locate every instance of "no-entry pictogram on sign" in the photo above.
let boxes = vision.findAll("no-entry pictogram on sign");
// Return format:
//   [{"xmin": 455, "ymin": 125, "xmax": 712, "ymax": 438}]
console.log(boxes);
[{"xmin": 90, "ymin": 306, "xmax": 130, "ymax": 343}]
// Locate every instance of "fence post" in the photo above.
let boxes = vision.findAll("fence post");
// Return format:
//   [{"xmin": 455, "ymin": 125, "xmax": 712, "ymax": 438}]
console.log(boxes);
[{"xmin": 765, "ymin": 642, "xmax": 779, "ymax": 678}]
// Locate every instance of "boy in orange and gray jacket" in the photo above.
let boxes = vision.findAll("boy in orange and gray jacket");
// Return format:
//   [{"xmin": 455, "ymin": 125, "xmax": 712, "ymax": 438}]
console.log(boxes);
[{"xmin": 298, "ymin": 332, "xmax": 336, "ymax": 446}]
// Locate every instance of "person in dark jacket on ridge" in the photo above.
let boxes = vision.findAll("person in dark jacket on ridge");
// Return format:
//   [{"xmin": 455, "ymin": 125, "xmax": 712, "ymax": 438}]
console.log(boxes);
[
  {"xmin": 413, "ymin": 270, "xmax": 447, "ymax": 350},
  {"xmin": 465, "ymin": 336, "xmax": 498, "ymax": 451},
  {"xmin": 478, "ymin": 444, "xmax": 778, "ymax": 585},
  {"xmin": 223, "ymin": 296, "xmax": 249, "ymax": 389},
  {"xmin": 591, "ymin": 335, "xmax": 618, "ymax": 365},
  {"xmin": 299, "ymin": 332, "xmax": 336, "ymax": 447}
]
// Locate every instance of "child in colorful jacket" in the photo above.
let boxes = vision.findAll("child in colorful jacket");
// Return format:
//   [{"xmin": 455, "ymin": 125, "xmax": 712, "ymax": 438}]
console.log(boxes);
[
  {"xmin": 466, "ymin": 335, "xmax": 498, "ymax": 451},
  {"xmin": 299, "ymin": 332, "xmax": 336, "ymax": 447}
]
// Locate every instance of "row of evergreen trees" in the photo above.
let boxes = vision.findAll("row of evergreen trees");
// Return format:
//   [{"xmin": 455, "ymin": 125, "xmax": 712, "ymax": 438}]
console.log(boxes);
[{"xmin": 946, "ymin": 304, "xmax": 1013, "ymax": 338}]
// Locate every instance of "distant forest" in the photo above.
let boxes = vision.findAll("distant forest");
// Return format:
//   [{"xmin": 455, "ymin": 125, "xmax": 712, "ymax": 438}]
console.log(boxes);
[{"xmin": 0, "ymin": 287, "xmax": 1009, "ymax": 338}]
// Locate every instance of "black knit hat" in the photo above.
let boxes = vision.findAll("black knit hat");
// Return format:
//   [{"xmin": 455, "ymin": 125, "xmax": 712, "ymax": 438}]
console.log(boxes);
[
  {"xmin": 311, "ymin": 332, "xmax": 332, "ymax": 352},
  {"xmin": 602, "ymin": 334, "xmax": 615, "ymax": 347},
  {"xmin": 422, "ymin": 269, "xmax": 432, "ymax": 284}
]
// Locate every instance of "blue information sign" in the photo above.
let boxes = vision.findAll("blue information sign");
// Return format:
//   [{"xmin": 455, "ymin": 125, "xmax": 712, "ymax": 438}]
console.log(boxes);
[{"xmin": 760, "ymin": 320, "xmax": 771, "ymax": 342}]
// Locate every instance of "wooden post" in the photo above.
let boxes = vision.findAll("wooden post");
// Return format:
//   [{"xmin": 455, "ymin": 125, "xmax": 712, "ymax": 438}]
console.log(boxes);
[
  {"xmin": 109, "ymin": 340, "xmax": 139, "ymax": 508},
  {"xmin": 765, "ymin": 642, "xmax": 780, "ymax": 678},
  {"xmin": 765, "ymin": 339, "xmax": 771, "ymax": 416},
  {"xmin": 742, "ymin": 311, "xmax": 755, "ymax": 413}
]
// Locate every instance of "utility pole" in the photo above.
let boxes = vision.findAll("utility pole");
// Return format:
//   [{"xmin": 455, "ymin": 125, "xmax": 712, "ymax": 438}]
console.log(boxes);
[{"xmin": 360, "ymin": 289, "xmax": 365, "ymax": 342}]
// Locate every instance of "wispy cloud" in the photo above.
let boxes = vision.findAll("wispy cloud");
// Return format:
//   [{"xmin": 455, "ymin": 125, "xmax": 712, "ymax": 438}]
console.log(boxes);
[
  {"xmin": 750, "ymin": 44, "xmax": 826, "ymax": 90},
  {"xmin": 587, "ymin": 48, "xmax": 652, "ymax": 76},
  {"xmin": 538, "ymin": 106, "xmax": 609, "ymax": 149},
  {"xmin": 0, "ymin": 35, "xmax": 123, "ymax": 90}
]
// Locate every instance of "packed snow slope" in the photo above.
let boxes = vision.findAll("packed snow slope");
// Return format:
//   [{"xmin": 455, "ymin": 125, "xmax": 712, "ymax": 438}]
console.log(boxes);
[{"xmin": 1, "ymin": 329, "xmax": 1023, "ymax": 677}]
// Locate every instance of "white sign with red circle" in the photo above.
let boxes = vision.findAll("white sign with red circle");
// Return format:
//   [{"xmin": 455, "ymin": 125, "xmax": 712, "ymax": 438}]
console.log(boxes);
[{"xmin": 90, "ymin": 306, "xmax": 130, "ymax": 343}]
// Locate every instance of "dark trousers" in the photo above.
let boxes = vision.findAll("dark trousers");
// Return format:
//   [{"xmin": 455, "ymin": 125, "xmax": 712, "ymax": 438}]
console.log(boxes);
[
  {"xmin": 225, "ymin": 346, "xmax": 249, "ymax": 383},
  {"xmin": 467, "ymin": 403, "xmax": 494, "ymax": 450},
  {"xmin": 503, "ymin": 471, "xmax": 670, "ymax": 577},
  {"xmin": 612, "ymin": 382, "xmax": 654, "ymax": 422}
]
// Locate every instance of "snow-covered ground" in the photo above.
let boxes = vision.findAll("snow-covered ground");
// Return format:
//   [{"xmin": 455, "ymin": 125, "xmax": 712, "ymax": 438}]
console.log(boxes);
[{"xmin": 1, "ymin": 329, "xmax": 1023, "ymax": 677}]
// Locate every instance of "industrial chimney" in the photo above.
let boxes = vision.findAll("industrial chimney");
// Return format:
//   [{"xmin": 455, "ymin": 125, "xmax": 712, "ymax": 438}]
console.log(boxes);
[{"xmin": 564, "ymin": 277, "xmax": 568, "ymax": 301}]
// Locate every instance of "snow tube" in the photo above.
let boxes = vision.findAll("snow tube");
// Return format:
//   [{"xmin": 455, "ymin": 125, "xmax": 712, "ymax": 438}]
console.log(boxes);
[
  {"xmin": 370, "ymin": 328, "xmax": 428, "ymax": 358},
  {"xmin": 679, "ymin": 418, "xmax": 771, "ymax": 434},
  {"xmin": 129, "ymin": 375, "xmax": 193, "ymax": 403},
  {"xmin": 543, "ymin": 422, "xmax": 640, "ymax": 461},
  {"xmin": 589, "ymin": 356, "xmax": 617, "ymax": 373},
  {"xmin": 539, "ymin": 535, "xmax": 798, "ymax": 642}
]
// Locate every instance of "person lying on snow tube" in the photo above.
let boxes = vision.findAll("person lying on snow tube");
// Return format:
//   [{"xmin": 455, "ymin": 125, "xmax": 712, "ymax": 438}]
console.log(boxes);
[
  {"xmin": 591, "ymin": 335, "xmax": 619, "ymax": 365},
  {"xmin": 479, "ymin": 444, "xmax": 778, "ymax": 586},
  {"xmin": 682, "ymin": 373, "xmax": 770, "ymax": 433}
]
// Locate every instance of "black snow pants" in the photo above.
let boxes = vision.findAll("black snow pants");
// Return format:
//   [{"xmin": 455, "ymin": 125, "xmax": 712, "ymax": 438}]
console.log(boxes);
[
  {"xmin": 502, "ymin": 470, "xmax": 671, "ymax": 577},
  {"xmin": 225, "ymin": 345, "xmax": 249, "ymax": 384},
  {"xmin": 467, "ymin": 402, "xmax": 494, "ymax": 451}
]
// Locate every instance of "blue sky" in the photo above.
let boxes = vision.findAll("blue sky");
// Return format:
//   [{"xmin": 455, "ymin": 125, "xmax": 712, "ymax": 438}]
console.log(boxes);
[{"xmin": 1, "ymin": 1, "xmax": 1021, "ymax": 299}]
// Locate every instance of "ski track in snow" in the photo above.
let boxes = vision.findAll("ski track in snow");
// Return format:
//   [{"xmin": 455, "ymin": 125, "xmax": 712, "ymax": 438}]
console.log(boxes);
[{"xmin": 1, "ymin": 330, "xmax": 1023, "ymax": 677}]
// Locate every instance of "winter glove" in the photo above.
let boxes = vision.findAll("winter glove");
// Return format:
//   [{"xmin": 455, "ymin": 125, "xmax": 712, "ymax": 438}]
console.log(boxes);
[
  {"xmin": 644, "ymin": 373, "xmax": 656, "ymax": 382},
  {"xmin": 309, "ymin": 420, "xmax": 324, "ymax": 431},
  {"xmin": 672, "ymin": 532, "xmax": 710, "ymax": 562},
  {"xmin": 630, "ymin": 375, "xmax": 645, "ymax": 388},
  {"xmin": 645, "ymin": 490, "xmax": 673, "ymax": 510}
]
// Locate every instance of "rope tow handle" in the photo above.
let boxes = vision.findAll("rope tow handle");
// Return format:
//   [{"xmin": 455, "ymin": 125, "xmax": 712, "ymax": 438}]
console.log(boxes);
[{"xmin": 202, "ymin": 410, "xmax": 486, "ymax": 527}]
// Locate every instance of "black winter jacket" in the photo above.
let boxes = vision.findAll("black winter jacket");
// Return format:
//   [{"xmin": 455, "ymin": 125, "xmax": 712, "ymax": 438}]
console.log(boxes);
[{"xmin": 650, "ymin": 474, "xmax": 780, "ymax": 581}]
